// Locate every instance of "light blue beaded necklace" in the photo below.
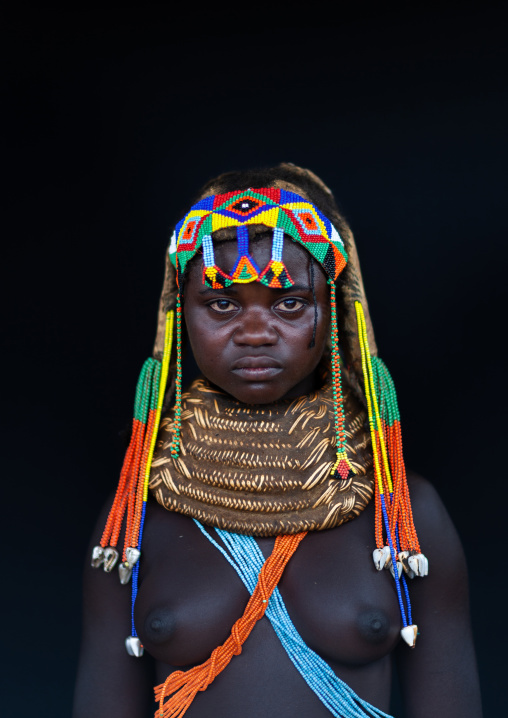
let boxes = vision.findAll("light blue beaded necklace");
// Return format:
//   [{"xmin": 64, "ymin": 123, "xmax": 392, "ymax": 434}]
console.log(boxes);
[{"xmin": 194, "ymin": 520, "xmax": 394, "ymax": 718}]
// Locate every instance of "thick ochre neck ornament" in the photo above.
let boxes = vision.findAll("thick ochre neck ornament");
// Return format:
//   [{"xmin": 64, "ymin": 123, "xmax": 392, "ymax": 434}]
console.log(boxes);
[{"xmin": 168, "ymin": 187, "xmax": 348, "ymax": 288}]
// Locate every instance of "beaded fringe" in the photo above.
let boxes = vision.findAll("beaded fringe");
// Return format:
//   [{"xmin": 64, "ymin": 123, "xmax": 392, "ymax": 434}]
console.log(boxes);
[
  {"xmin": 91, "ymin": 311, "xmax": 173, "ymax": 600},
  {"xmin": 355, "ymin": 301, "xmax": 424, "ymax": 641},
  {"xmin": 329, "ymin": 280, "xmax": 358, "ymax": 483}
]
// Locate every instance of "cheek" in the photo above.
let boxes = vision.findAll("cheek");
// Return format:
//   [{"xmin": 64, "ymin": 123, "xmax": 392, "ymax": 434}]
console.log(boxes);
[
  {"xmin": 184, "ymin": 314, "xmax": 227, "ymax": 369},
  {"xmin": 314, "ymin": 303, "xmax": 331, "ymax": 346}
]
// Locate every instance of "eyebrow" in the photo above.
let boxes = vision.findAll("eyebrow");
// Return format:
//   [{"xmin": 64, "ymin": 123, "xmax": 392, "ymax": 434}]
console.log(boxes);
[
  {"xmin": 198, "ymin": 284, "xmax": 313, "ymax": 295},
  {"xmin": 198, "ymin": 286, "xmax": 239, "ymax": 295}
]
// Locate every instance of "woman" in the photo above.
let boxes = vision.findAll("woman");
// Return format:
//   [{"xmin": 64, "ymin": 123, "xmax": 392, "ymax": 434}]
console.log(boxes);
[{"xmin": 73, "ymin": 164, "xmax": 482, "ymax": 717}]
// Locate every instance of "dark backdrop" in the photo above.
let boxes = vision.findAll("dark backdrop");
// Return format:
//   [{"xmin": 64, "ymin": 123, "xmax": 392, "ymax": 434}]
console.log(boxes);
[{"xmin": 3, "ymin": 6, "xmax": 507, "ymax": 716}]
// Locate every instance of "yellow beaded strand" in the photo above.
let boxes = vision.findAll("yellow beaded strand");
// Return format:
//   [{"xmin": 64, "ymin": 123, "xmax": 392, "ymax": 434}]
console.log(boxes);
[
  {"xmin": 357, "ymin": 306, "xmax": 394, "ymax": 491},
  {"xmin": 354, "ymin": 301, "xmax": 392, "ymax": 496},
  {"xmin": 142, "ymin": 310, "xmax": 174, "ymax": 502}
]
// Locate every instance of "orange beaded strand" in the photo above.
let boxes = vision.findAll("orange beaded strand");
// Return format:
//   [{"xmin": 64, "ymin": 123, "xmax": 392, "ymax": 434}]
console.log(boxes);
[{"xmin": 154, "ymin": 532, "xmax": 307, "ymax": 718}]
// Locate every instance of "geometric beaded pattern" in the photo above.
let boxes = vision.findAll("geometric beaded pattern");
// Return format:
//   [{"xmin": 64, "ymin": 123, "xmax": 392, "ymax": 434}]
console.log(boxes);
[
  {"xmin": 259, "ymin": 226, "xmax": 294, "ymax": 289},
  {"xmin": 168, "ymin": 188, "xmax": 348, "ymax": 284}
]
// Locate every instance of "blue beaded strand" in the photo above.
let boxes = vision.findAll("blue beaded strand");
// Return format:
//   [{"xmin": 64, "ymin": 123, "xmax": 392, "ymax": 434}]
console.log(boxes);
[
  {"xmin": 194, "ymin": 520, "xmax": 393, "ymax": 718},
  {"xmin": 202, "ymin": 234, "xmax": 215, "ymax": 268},
  {"xmin": 271, "ymin": 226, "xmax": 284, "ymax": 262},
  {"xmin": 130, "ymin": 501, "xmax": 147, "ymax": 637},
  {"xmin": 380, "ymin": 494, "xmax": 408, "ymax": 628},
  {"xmin": 395, "ymin": 523, "xmax": 413, "ymax": 626}
]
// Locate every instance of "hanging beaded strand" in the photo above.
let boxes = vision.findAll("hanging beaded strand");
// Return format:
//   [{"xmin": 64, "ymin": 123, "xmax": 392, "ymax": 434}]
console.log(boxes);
[
  {"xmin": 229, "ymin": 226, "xmax": 261, "ymax": 283},
  {"xmin": 92, "ymin": 358, "xmax": 157, "ymax": 573},
  {"xmin": 355, "ymin": 300, "xmax": 425, "ymax": 648},
  {"xmin": 202, "ymin": 233, "xmax": 233, "ymax": 289},
  {"xmin": 328, "ymin": 280, "xmax": 356, "ymax": 481},
  {"xmin": 154, "ymin": 532, "xmax": 307, "ymax": 718},
  {"xmin": 124, "ymin": 362, "xmax": 158, "ymax": 563},
  {"xmin": 128, "ymin": 361, "xmax": 161, "ymax": 555},
  {"xmin": 170, "ymin": 294, "xmax": 183, "ymax": 458},
  {"xmin": 197, "ymin": 523, "xmax": 393, "ymax": 718},
  {"xmin": 126, "ymin": 310, "xmax": 174, "ymax": 657},
  {"xmin": 355, "ymin": 302, "xmax": 424, "ymax": 564},
  {"xmin": 371, "ymin": 358, "xmax": 421, "ymax": 555},
  {"xmin": 92, "ymin": 310, "xmax": 175, "ymax": 593},
  {"xmin": 259, "ymin": 226, "xmax": 294, "ymax": 289}
]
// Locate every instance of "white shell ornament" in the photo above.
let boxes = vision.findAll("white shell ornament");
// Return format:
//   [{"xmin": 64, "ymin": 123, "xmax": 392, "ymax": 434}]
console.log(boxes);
[
  {"xmin": 408, "ymin": 553, "xmax": 429, "ymax": 577},
  {"xmin": 390, "ymin": 560, "xmax": 403, "ymax": 579},
  {"xmin": 372, "ymin": 546, "xmax": 391, "ymax": 571},
  {"xmin": 91, "ymin": 545, "xmax": 105, "ymax": 568},
  {"xmin": 103, "ymin": 547, "xmax": 119, "ymax": 573},
  {"xmin": 125, "ymin": 636, "xmax": 144, "ymax": 657},
  {"xmin": 118, "ymin": 562, "xmax": 133, "ymax": 585},
  {"xmin": 398, "ymin": 551, "xmax": 415, "ymax": 579},
  {"xmin": 118, "ymin": 547, "xmax": 141, "ymax": 584},
  {"xmin": 400, "ymin": 624, "xmax": 418, "ymax": 648},
  {"xmin": 125, "ymin": 547, "xmax": 141, "ymax": 567}
]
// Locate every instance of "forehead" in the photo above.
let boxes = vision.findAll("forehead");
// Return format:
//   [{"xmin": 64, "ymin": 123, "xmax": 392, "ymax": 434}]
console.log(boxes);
[{"xmin": 185, "ymin": 234, "xmax": 326, "ymax": 286}]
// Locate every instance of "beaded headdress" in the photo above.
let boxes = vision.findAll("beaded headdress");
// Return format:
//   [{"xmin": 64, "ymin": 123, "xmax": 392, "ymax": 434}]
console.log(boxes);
[
  {"xmin": 91, "ymin": 167, "xmax": 427, "ymax": 715},
  {"xmin": 169, "ymin": 187, "xmax": 347, "ymax": 288}
]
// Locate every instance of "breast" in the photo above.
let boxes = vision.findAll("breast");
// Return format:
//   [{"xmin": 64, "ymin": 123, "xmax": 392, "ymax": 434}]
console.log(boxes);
[
  {"xmin": 135, "ymin": 503, "xmax": 402, "ymax": 669},
  {"xmin": 278, "ymin": 521, "xmax": 402, "ymax": 666}
]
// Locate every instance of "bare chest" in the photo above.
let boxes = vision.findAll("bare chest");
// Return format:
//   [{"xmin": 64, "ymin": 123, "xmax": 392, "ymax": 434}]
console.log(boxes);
[{"xmin": 135, "ymin": 500, "xmax": 402, "ymax": 671}]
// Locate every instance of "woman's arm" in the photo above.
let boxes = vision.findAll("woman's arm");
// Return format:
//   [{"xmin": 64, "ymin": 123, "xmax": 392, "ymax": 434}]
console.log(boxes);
[
  {"xmin": 395, "ymin": 474, "xmax": 482, "ymax": 718},
  {"xmin": 72, "ymin": 501, "xmax": 155, "ymax": 718}
]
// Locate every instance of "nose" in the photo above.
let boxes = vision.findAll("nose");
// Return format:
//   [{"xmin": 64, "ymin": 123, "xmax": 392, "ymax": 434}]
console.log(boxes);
[{"xmin": 233, "ymin": 306, "xmax": 278, "ymax": 347}]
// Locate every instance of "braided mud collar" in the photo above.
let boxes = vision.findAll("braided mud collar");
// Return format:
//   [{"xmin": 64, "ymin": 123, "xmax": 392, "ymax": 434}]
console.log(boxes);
[{"xmin": 149, "ymin": 375, "xmax": 374, "ymax": 536}]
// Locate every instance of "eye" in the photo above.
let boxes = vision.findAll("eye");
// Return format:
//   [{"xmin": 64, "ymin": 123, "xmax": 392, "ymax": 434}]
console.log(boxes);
[
  {"xmin": 274, "ymin": 297, "xmax": 307, "ymax": 313},
  {"xmin": 208, "ymin": 298, "xmax": 238, "ymax": 314}
]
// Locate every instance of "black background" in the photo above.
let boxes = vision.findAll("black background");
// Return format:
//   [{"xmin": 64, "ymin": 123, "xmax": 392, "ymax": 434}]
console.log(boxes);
[{"xmin": 3, "ymin": 5, "xmax": 507, "ymax": 716}]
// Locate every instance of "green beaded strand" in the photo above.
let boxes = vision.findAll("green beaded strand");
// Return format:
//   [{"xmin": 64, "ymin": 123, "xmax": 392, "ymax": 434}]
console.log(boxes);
[
  {"xmin": 170, "ymin": 295, "xmax": 183, "ymax": 457},
  {"xmin": 329, "ymin": 281, "xmax": 348, "ymax": 467},
  {"xmin": 371, "ymin": 357, "xmax": 400, "ymax": 427}
]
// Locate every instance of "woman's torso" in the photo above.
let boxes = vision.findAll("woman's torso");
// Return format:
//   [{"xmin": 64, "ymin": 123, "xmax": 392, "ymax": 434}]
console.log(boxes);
[{"xmin": 135, "ymin": 498, "xmax": 402, "ymax": 717}]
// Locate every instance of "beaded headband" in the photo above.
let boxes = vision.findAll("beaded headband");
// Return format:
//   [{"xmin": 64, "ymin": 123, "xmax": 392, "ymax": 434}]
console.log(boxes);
[{"xmin": 168, "ymin": 188, "xmax": 348, "ymax": 288}]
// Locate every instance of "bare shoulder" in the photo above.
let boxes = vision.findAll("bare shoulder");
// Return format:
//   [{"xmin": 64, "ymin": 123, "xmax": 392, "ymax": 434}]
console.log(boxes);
[
  {"xmin": 406, "ymin": 471, "xmax": 468, "ymax": 581},
  {"xmin": 406, "ymin": 470, "xmax": 457, "ymax": 529}
]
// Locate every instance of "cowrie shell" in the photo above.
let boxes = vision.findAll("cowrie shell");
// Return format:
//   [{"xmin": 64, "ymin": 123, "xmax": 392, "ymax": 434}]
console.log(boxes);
[
  {"xmin": 400, "ymin": 624, "xmax": 418, "ymax": 648},
  {"xmin": 118, "ymin": 562, "xmax": 133, "ymax": 585},
  {"xmin": 125, "ymin": 636, "xmax": 144, "ymax": 657},
  {"xmin": 126, "ymin": 547, "xmax": 141, "ymax": 566},
  {"xmin": 91, "ymin": 545, "xmax": 105, "ymax": 568},
  {"xmin": 103, "ymin": 547, "xmax": 119, "ymax": 573}
]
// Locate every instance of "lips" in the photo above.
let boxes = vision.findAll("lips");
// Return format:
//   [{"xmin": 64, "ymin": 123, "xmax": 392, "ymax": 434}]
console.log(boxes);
[{"xmin": 231, "ymin": 356, "xmax": 283, "ymax": 380}]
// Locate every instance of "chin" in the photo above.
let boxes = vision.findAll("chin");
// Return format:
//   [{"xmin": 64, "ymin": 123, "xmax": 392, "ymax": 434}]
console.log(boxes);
[{"xmin": 221, "ymin": 381, "xmax": 288, "ymax": 406}]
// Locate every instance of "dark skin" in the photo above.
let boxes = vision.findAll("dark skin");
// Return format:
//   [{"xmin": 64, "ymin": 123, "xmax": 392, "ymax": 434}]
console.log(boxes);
[
  {"xmin": 74, "ymin": 238, "xmax": 482, "ymax": 717},
  {"xmin": 183, "ymin": 236, "xmax": 331, "ymax": 405}
]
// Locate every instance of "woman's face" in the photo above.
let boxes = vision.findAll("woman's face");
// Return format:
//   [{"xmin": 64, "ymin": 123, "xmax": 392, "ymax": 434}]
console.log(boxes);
[{"xmin": 183, "ymin": 235, "xmax": 331, "ymax": 404}]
